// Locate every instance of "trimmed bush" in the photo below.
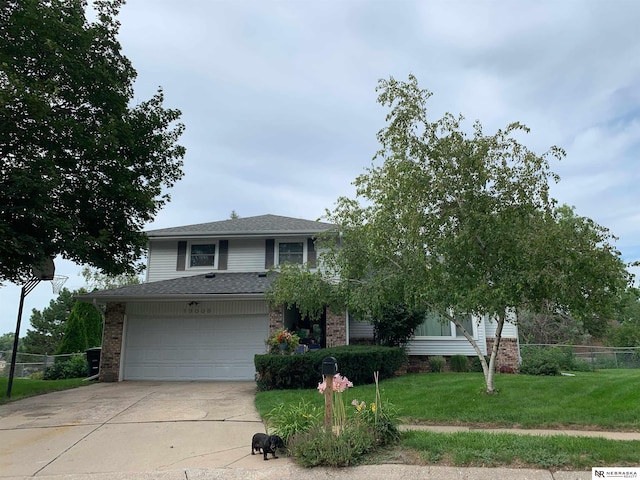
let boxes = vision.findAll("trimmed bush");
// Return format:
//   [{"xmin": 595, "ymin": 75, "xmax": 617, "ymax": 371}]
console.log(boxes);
[
  {"xmin": 469, "ymin": 356, "xmax": 489, "ymax": 372},
  {"xmin": 44, "ymin": 355, "xmax": 88, "ymax": 380},
  {"xmin": 428, "ymin": 355, "xmax": 446, "ymax": 373},
  {"xmin": 450, "ymin": 355, "xmax": 469, "ymax": 372},
  {"xmin": 255, "ymin": 345, "xmax": 406, "ymax": 390},
  {"xmin": 519, "ymin": 347, "xmax": 561, "ymax": 376}
]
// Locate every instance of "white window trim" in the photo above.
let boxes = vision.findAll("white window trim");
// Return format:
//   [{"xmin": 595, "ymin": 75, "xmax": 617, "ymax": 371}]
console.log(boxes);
[
  {"xmin": 275, "ymin": 238, "xmax": 307, "ymax": 266},
  {"xmin": 413, "ymin": 316, "xmax": 477, "ymax": 340},
  {"xmin": 187, "ymin": 240, "xmax": 219, "ymax": 270}
]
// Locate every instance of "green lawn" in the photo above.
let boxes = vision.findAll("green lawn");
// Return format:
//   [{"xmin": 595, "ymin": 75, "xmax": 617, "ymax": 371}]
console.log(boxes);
[
  {"xmin": 0, "ymin": 377, "xmax": 88, "ymax": 405},
  {"xmin": 399, "ymin": 430, "xmax": 640, "ymax": 469},
  {"xmin": 255, "ymin": 369, "xmax": 640, "ymax": 469},
  {"xmin": 255, "ymin": 369, "xmax": 640, "ymax": 431}
]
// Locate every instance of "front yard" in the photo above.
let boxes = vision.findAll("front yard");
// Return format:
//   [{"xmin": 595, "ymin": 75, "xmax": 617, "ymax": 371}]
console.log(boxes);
[
  {"xmin": 255, "ymin": 369, "xmax": 640, "ymax": 469},
  {"xmin": 0, "ymin": 377, "xmax": 88, "ymax": 405}
]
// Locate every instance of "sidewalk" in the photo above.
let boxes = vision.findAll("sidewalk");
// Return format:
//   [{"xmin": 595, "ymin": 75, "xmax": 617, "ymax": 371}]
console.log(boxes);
[
  {"xmin": 1, "ymin": 464, "xmax": 596, "ymax": 480},
  {"xmin": 400, "ymin": 424, "xmax": 640, "ymax": 441}
]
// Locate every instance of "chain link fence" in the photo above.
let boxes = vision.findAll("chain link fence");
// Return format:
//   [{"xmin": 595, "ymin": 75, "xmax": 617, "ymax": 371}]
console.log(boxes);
[
  {"xmin": 0, "ymin": 351, "xmax": 78, "ymax": 379},
  {"xmin": 520, "ymin": 344, "xmax": 640, "ymax": 370}
]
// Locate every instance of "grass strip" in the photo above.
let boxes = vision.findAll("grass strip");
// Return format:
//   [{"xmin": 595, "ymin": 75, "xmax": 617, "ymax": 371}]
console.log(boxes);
[
  {"xmin": 401, "ymin": 430, "xmax": 640, "ymax": 469},
  {"xmin": 0, "ymin": 378, "xmax": 88, "ymax": 405}
]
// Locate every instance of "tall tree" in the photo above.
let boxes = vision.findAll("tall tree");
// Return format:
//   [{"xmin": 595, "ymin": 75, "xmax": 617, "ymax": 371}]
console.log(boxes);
[
  {"xmin": 0, "ymin": 0, "xmax": 186, "ymax": 284},
  {"xmin": 271, "ymin": 75, "xmax": 632, "ymax": 393},
  {"xmin": 606, "ymin": 287, "xmax": 640, "ymax": 347},
  {"xmin": 325, "ymin": 76, "xmax": 631, "ymax": 392},
  {"xmin": 81, "ymin": 301, "xmax": 103, "ymax": 348},
  {"xmin": 56, "ymin": 304, "xmax": 88, "ymax": 355},
  {"xmin": 0, "ymin": 331, "xmax": 23, "ymax": 352},
  {"xmin": 22, "ymin": 288, "xmax": 75, "ymax": 354},
  {"xmin": 81, "ymin": 266, "xmax": 142, "ymax": 291},
  {"xmin": 517, "ymin": 311, "xmax": 591, "ymax": 345}
]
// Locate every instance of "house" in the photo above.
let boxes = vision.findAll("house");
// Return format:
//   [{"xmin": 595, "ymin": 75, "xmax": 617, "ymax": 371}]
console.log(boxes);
[{"xmin": 80, "ymin": 214, "xmax": 520, "ymax": 382}]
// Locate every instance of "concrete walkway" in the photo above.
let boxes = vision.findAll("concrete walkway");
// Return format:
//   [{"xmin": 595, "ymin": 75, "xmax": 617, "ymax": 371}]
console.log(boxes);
[
  {"xmin": 1, "ymin": 382, "xmax": 636, "ymax": 480},
  {"xmin": 400, "ymin": 424, "xmax": 640, "ymax": 441}
]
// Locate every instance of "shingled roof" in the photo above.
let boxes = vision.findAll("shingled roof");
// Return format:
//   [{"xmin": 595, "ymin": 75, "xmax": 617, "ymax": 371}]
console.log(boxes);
[
  {"xmin": 146, "ymin": 214, "xmax": 334, "ymax": 238},
  {"xmin": 78, "ymin": 272, "xmax": 277, "ymax": 302}
]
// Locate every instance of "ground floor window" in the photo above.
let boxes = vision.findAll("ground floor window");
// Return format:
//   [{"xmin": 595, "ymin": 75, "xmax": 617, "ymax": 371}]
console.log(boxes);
[{"xmin": 414, "ymin": 311, "xmax": 474, "ymax": 338}]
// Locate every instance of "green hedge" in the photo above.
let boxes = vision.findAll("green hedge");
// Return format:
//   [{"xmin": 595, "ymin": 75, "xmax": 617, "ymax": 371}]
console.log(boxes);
[
  {"xmin": 255, "ymin": 345, "xmax": 407, "ymax": 391},
  {"xmin": 43, "ymin": 354, "xmax": 88, "ymax": 380}
]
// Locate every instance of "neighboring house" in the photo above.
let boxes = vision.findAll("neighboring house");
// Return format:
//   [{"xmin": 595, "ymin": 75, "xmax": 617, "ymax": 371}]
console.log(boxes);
[{"xmin": 80, "ymin": 214, "xmax": 519, "ymax": 382}]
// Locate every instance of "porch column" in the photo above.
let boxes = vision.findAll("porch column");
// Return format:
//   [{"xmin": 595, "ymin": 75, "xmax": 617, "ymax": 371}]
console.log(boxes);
[{"xmin": 100, "ymin": 302, "xmax": 125, "ymax": 382}]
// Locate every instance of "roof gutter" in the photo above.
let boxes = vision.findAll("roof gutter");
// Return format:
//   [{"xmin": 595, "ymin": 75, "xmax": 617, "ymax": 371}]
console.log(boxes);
[
  {"xmin": 147, "ymin": 230, "xmax": 333, "ymax": 240},
  {"xmin": 77, "ymin": 292, "xmax": 266, "ymax": 303}
]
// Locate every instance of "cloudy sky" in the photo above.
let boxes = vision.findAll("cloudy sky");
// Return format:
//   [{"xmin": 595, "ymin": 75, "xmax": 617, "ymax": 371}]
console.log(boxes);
[{"xmin": 2, "ymin": 0, "xmax": 640, "ymax": 338}]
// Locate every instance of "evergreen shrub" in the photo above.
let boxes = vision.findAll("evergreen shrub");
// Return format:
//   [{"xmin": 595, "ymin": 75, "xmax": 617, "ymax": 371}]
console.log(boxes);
[
  {"xmin": 428, "ymin": 355, "xmax": 446, "ymax": 373},
  {"xmin": 519, "ymin": 347, "xmax": 561, "ymax": 376},
  {"xmin": 450, "ymin": 354, "xmax": 469, "ymax": 372},
  {"xmin": 44, "ymin": 354, "xmax": 88, "ymax": 380},
  {"xmin": 255, "ymin": 345, "xmax": 406, "ymax": 390}
]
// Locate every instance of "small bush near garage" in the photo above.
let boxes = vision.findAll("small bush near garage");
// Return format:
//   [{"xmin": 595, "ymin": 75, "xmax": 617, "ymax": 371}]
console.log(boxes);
[
  {"xmin": 450, "ymin": 355, "xmax": 469, "ymax": 372},
  {"xmin": 255, "ymin": 346, "xmax": 406, "ymax": 391},
  {"xmin": 43, "ymin": 354, "xmax": 88, "ymax": 380}
]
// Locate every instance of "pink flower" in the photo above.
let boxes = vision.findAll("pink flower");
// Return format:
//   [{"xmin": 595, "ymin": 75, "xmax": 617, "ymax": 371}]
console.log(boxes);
[
  {"xmin": 317, "ymin": 379, "xmax": 326, "ymax": 394},
  {"xmin": 333, "ymin": 374, "xmax": 353, "ymax": 393},
  {"xmin": 317, "ymin": 373, "xmax": 353, "ymax": 394}
]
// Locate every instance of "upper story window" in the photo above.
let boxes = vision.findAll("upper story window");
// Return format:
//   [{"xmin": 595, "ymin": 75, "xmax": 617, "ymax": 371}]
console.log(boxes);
[
  {"xmin": 414, "ymin": 311, "xmax": 474, "ymax": 338},
  {"xmin": 277, "ymin": 241, "xmax": 304, "ymax": 265},
  {"xmin": 190, "ymin": 243, "xmax": 216, "ymax": 267}
]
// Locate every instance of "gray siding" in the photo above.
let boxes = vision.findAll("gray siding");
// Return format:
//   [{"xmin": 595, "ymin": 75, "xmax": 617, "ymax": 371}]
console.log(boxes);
[
  {"xmin": 148, "ymin": 237, "xmax": 321, "ymax": 282},
  {"xmin": 147, "ymin": 240, "xmax": 181, "ymax": 282},
  {"xmin": 126, "ymin": 299, "xmax": 269, "ymax": 317},
  {"xmin": 484, "ymin": 318, "xmax": 518, "ymax": 338},
  {"xmin": 406, "ymin": 338, "xmax": 486, "ymax": 356},
  {"xmin": 349, "ymin": 317, "xmax": 374, "ymax": 340},
  {"xmin": 226, "ymin": 239, "xmax": 265, "ymax": 272}
]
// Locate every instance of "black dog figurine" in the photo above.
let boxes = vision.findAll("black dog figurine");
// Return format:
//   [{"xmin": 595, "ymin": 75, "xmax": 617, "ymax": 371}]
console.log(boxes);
[{"xmin": 251, "ymin": 433, "xmax": 284, "ymax": 461}]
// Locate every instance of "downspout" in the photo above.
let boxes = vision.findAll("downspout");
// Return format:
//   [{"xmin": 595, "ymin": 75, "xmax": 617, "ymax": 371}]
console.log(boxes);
[{"xmin": 345, "ymin": 309, "xmax": 350, "ymax": 346}]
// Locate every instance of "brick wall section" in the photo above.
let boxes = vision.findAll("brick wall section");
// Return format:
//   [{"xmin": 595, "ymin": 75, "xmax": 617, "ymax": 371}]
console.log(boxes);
[
  {"xmin": 325, "ymin": 308, "xmax": 347, "ymax": 347},
  {"xmin": 268, "ymin": 305, "xmax": 284, "ymax": 335},
  {"xmin": 100, "ymin": 302, "xmax": 125, "ymax": 382},
  {"xmin": 486, "ymin": 337, "xmax": 520, "ymax": 372},
  {"xmin": 268, "ymin": 305, "xmax": 347, "ymax": 348},
  {"xmin": 407, "ymin": 337, "xmax": 520, "ymax": 373},
  {"xmin": 407, "ymin": 355, "xmax": 470, "ymax": 373}
]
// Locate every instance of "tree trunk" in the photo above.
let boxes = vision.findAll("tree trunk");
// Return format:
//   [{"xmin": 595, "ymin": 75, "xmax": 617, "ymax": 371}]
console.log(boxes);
[
  {"xmin": 448, "ymin": 314, "xmax": 490, "ymax": 386},
  {"xmin": 485, "ymin": 314, "xmax": 506, "ymax": 394}
]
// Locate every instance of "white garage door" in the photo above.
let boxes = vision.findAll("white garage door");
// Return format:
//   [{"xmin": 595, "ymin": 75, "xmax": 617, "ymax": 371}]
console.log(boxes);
[{"xmin": 123, "ymin": 315, "xmax": 268, "ymax": 381}]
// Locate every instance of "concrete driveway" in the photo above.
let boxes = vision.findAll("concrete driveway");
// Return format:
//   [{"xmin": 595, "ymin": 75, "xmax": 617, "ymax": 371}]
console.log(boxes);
[
  {"xmin": 0, "ymin": 381, "xmax": 273, "ymax": 477},
  {"xmin": 0, "ymin": 382, "xmax": 593, "ymax": 480}
]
